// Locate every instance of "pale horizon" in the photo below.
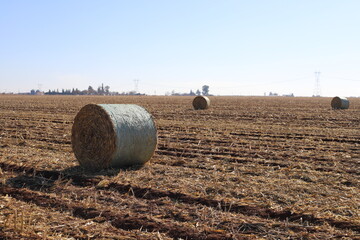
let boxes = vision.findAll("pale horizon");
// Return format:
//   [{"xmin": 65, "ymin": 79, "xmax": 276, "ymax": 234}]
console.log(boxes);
[{"xmin": 1, "ymin": 1, "xmax": 360, "ymax": 97}]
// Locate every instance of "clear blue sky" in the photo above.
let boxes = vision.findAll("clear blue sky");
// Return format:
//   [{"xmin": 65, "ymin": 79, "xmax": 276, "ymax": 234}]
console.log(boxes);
[{"xmin": 1, "ymin": 0, "xmax": 360, "ymax": 96}]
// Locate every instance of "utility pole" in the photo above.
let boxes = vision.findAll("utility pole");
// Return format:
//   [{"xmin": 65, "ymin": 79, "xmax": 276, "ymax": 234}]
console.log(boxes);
[{"xmin": 313, "ymin": 71, "xmax": 321, "ymax": 97}]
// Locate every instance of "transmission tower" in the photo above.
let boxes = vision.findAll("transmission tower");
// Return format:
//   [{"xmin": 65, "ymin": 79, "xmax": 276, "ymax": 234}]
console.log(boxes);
[
  {"xmin": 313, "ymin": 71, "xmax": 321, "ymax": 97},
  {"xmin": 133, "ymin": 79, "xmax": 140, "ymax": 93}
]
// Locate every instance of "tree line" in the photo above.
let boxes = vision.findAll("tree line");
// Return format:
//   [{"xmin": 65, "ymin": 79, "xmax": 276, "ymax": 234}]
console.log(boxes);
[
  {"xmin": 43, "ymin": 84, "xmax": 125, "ymax": 95},
  {"xmin": 32, "ymin": 84, "xmax": 210, "ymax": 96},
  {"xmin": 169, "ymin": 85, "xmax": 210, "ymax": 96}
]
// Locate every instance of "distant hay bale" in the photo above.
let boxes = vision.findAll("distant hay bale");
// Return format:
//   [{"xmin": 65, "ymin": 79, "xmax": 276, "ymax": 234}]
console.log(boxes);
[
  {"xmin": 331, "ymin": 97, "xmax": 349, "ymax": 109},
  {"xmin": 192, "ymin": 96, "xmax": 210, "ymax": 110},
  {"xmin": 71, "ymin": 104, "xmax": 157, "ymax": 170}
]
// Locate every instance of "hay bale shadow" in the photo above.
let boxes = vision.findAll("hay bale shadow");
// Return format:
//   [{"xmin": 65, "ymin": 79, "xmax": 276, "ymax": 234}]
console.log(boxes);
[
  {"xmin": 5, "ymin": 164, "xmax": 146, "ymax": 193},
  {"xmin": 61, "ymin": 164, "xmax": 145, "ymax": 177},
  {"xmin": 6, "ymin": 175, "xmax": 54, "ymax": 191}
]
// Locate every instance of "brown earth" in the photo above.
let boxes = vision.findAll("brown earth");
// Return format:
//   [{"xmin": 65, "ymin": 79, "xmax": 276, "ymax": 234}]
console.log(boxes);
[{"xmin": 0, "ymin": 95, "xmax": 359, "ymax": 239}]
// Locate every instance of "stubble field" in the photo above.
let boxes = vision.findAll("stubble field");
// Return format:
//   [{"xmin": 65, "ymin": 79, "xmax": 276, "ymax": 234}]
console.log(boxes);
[{"xmin": 0, "ymin": 95, "xmax": 359, "ymax": 239}]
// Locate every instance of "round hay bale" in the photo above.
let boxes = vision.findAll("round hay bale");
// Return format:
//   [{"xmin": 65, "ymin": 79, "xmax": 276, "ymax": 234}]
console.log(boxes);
[
  {"xmin": 71, "ymin": 104, "xmax": 157, "ymax": 170},
  {"xmin": 192, "ymin": 96, "xmax": 210, "ymax": 110},
  {"xmin": 331, "ymin": 97, "xmax": 349, "ymax": 109}
]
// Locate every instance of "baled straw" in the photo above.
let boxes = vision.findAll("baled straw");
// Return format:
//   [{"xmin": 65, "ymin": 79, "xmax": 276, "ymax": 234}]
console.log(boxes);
[
  {"xmin": 71, "ymin": 104, "xmax": 157, "ymax": 170},
  {"xmin": 331, "ymin": 97, "xmax": 349, "ymax": 109},
  {"xmin": 192, "ymin": 96, "xmax": 210, "ymax": 110}
]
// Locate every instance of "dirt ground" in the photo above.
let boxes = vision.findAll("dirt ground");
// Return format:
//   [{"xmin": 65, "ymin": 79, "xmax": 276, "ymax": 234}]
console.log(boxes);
[{"xmin": 0, "ymin": 95, "xmax": 359, "ymax": 239}]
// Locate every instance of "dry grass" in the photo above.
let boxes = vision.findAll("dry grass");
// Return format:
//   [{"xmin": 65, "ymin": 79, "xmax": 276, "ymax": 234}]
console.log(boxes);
[{"xmin": 0, "ymin": 95, "xmax": 359, "ymax": 239}]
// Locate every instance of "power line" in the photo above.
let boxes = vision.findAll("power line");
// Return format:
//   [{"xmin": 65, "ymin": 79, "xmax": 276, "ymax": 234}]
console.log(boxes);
[
  {"xmin": 216, "ymin": 76, "xmax": 312, "ymax": 89},
  {"xmin": 325, "ymin": 76, "xmax": 360, "ymax": 82}
]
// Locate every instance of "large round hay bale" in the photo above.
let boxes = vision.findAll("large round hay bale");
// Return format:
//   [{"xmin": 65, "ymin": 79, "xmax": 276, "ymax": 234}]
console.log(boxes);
[
  {"xmin": 192, "ymin": 96, "xmax": 210, "ymax": 110},
  {"xmin": 331, "ymin": 97, "xmax": 349, "ymax": 109},
  {"xmin": 71, "ymin": 104, "xmax": 157, "ymax": 170}
]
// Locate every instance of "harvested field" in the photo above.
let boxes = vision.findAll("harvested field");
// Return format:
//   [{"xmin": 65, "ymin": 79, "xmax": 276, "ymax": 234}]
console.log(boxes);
[{"xmin": 0, "ymin": 95, "xmax": 359, "ymax": 239}]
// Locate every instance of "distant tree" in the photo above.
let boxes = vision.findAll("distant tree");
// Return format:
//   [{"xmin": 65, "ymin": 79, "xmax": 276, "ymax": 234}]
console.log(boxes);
[
  {"xmin": 189, "ymin": 90, "xmax": 195, "ymax": 96},
  {"xmin": 202, "ymin": 85, "xmax": 209, "ymax": 96},
  {"xmin": 88, "ymin": 86, "xmax": 95, "ymax": 95},
  {"xmin": 105, "ymin": 85, "xmax": 110, "ymax": 94},
  {"xmin": 196, "ymin": 89, "xmax": 201, "ymax": 95},
  {"xmin": 101, "ymin": 83, "xmax": 105, "ymax": 93}
]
